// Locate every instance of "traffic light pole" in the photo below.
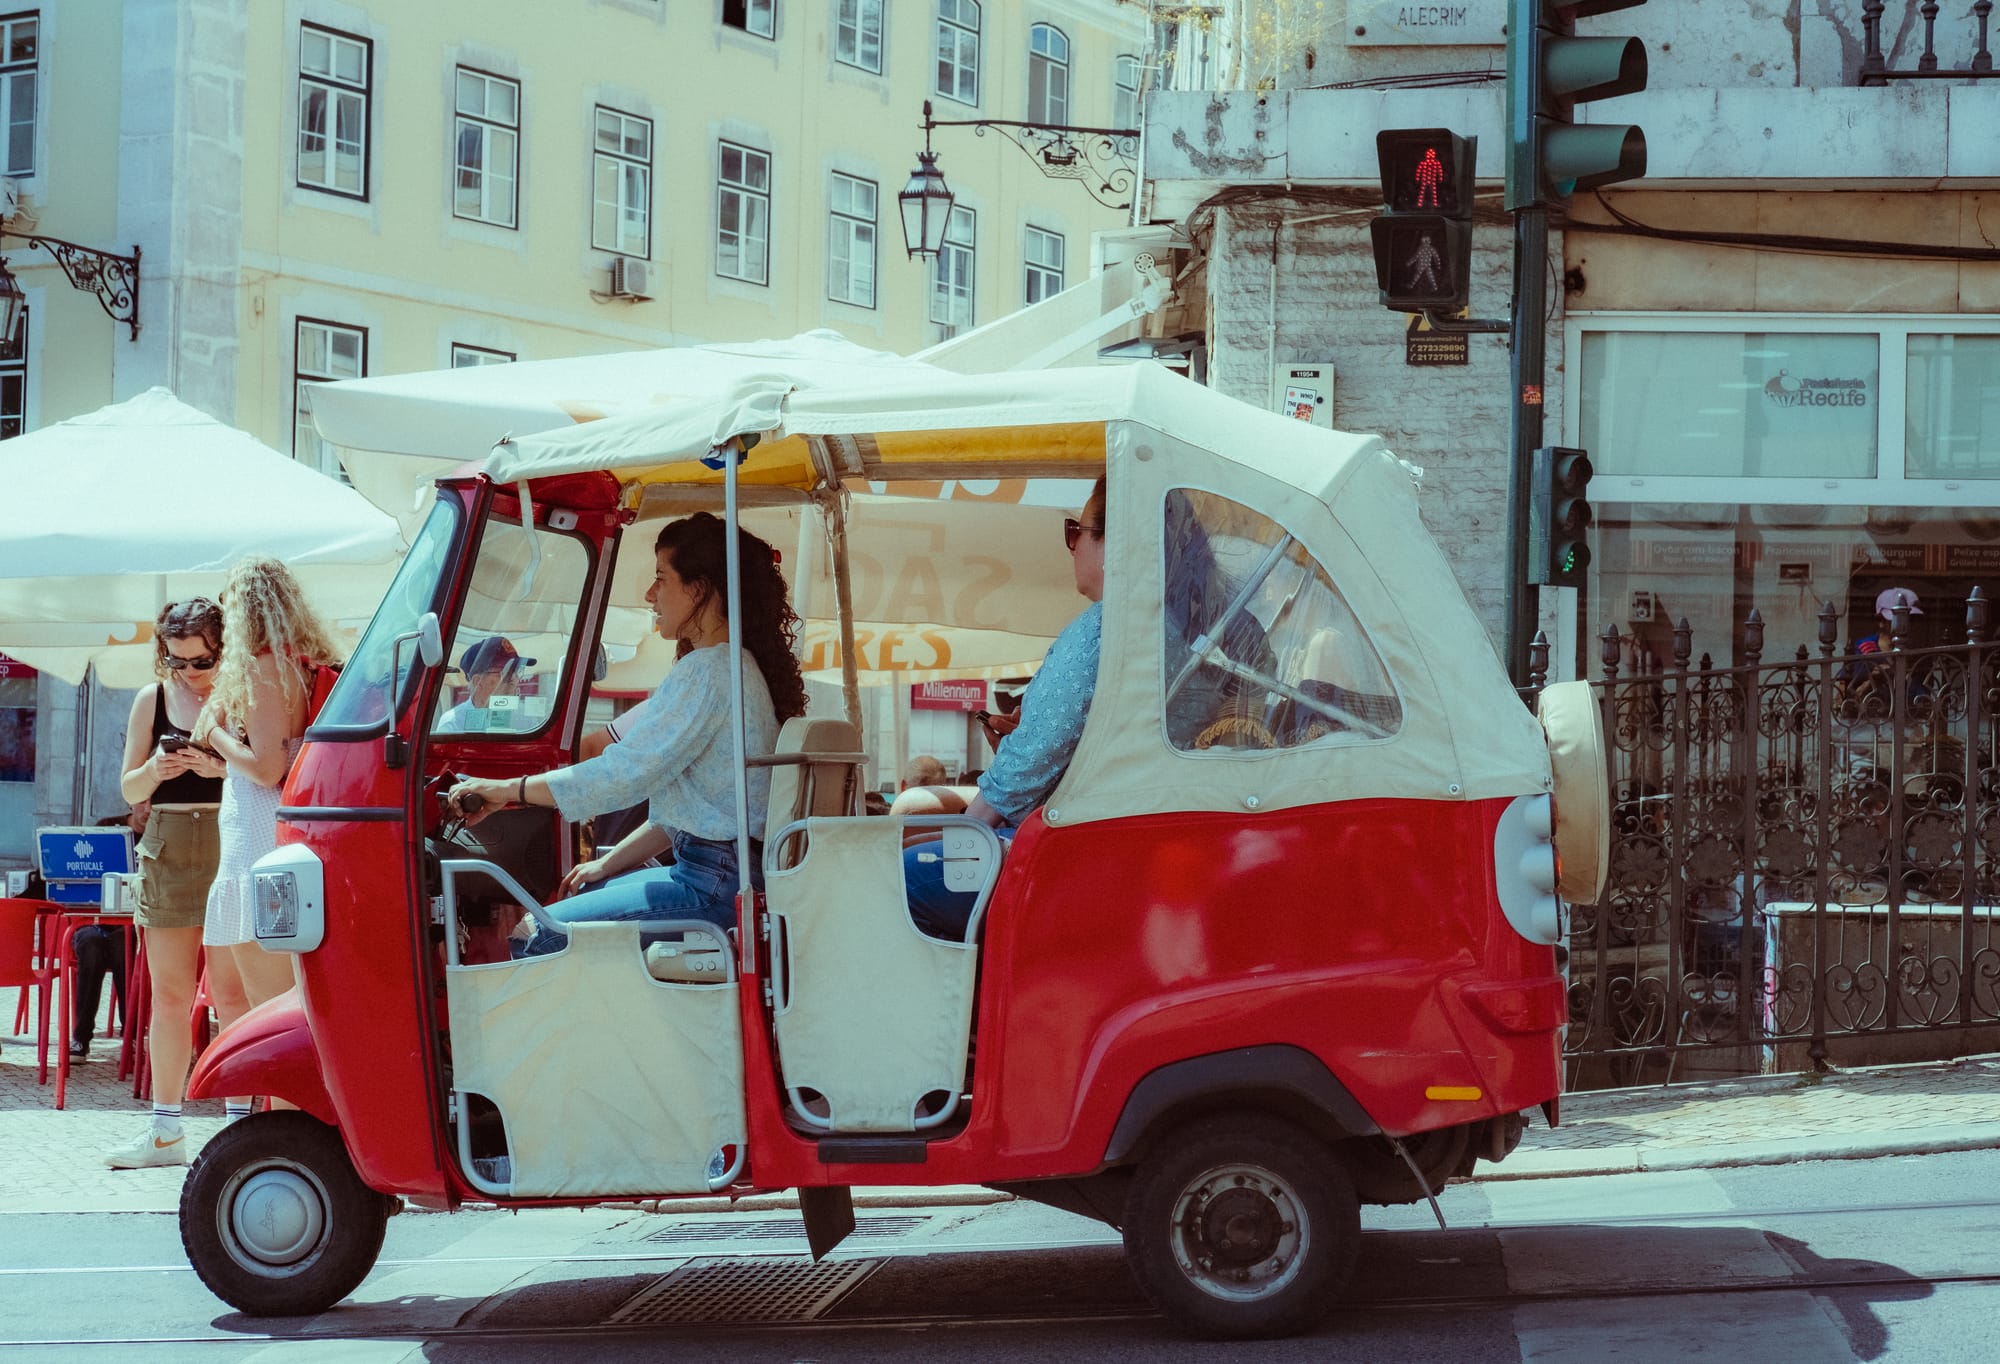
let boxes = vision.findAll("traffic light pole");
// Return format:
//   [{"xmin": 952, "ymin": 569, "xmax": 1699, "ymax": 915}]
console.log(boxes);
[{"xmin": 1504, "ymin": 206, "xmax": 1549, "ymax": 686}]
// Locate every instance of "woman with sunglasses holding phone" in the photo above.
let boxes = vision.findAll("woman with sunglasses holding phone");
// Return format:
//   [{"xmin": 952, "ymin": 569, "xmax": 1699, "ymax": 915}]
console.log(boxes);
[{"xmin": 105, "ymin": 598, "xmax": 227, "ymax": 1169}]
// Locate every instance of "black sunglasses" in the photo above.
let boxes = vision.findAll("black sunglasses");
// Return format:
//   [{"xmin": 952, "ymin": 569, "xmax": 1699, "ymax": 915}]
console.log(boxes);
[
  {"xmin": 165, "ymin": 655, "xmax": 218, "ymax": 672},
  {"xmin": 1063, "ymin": 517, "xmax": 1103, "ymax": 552}
]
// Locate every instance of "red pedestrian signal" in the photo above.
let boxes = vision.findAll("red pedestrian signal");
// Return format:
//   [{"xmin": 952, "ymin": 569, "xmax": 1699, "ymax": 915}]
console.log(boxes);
[{"xmin": 1372, "ymin": 128, "xmax": 1477, "ymax": 313}]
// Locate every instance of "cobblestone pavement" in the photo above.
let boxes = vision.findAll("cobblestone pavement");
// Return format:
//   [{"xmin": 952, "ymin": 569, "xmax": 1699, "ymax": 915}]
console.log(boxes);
[{"xmin": 7, "ymin": 992, "xmax": 2000, "ymax": 1213}]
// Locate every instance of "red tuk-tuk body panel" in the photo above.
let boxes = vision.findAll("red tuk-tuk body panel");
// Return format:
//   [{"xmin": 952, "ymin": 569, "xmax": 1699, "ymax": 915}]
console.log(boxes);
[
  {"xmin": 741, "ymin": 796, "xmax": 1561, "ymax": 1190},
  {"xmin": 284, "ymin": 811, "xmax": 451, "ymax": 1200},
  {"xmin": 185, "ymin": 992, "xmax": 337, "ymax": 1127}
]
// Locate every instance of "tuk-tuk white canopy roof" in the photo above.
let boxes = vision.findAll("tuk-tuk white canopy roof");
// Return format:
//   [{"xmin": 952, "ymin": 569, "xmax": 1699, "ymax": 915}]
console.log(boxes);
[{"xmin": 489, "ymin": 363, "xmax": 1552, "ymax": 822}]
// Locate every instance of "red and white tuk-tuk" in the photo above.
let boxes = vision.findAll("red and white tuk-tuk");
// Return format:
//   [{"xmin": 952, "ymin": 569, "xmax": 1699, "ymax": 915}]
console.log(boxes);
[{"xmin": 178, "ymin": 362, "xmax": 1604, "ymax": 1339}]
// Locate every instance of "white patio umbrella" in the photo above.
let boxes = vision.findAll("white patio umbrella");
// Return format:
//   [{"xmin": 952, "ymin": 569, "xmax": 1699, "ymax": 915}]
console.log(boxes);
[{"xmin": 0, "ymin": 387, "xmax": 405, "ymax": 686}]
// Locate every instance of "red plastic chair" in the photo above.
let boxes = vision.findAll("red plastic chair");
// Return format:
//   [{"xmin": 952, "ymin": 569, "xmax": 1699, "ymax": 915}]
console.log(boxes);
[{"xmin": 0, "ymin": 899, "xmax": 58, "ymax": 1083}]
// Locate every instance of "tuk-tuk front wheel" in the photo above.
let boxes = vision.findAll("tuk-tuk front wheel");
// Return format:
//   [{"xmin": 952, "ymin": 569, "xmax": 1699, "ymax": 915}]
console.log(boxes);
[
  {"xmin": 180, "ymin": 1112, "xmax": 388, "ymax": 1316},
  {"xmin": 1123, "ymin": 1113, "xmax": 1359, "ymax": 1339}
]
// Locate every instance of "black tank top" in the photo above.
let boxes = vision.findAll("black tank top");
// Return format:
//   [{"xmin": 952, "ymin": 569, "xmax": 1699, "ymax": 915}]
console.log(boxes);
[{"xmin": 150, "ymin": 686, "xmax": 223, "ymax": 805}]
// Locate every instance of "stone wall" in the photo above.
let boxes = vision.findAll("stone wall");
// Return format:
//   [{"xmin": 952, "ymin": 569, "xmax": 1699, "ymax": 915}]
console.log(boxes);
[{"xmin": 1205, "ymin": 203, "xmax": 1552, "ymax": 650}]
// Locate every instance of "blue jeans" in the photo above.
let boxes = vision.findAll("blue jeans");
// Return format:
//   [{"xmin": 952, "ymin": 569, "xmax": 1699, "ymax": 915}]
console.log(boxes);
[
  {"xmin": 902, "ymin": 829, "xmax": 1012, "ymax": 942},
  {"xmin": 525, "ymin": 831, "xmax": 758, "ymax": 956}
]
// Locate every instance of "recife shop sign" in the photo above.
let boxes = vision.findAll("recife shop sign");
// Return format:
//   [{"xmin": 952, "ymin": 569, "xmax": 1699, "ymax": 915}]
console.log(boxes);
[{"xmin": 1764, "ymin": 371, "xmax": 1869, "ymax": 409}]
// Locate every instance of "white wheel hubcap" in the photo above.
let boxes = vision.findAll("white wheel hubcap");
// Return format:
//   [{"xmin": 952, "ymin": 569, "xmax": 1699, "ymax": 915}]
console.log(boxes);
[{"xmin": 227, "ymin": 1165, "xmax": 327, "ymax": 1269}]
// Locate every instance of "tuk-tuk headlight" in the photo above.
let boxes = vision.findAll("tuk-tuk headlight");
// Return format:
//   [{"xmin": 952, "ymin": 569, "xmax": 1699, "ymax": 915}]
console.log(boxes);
[{"xmin": 251, "ymin": 844, "xmax": 326, "ymax": 953}]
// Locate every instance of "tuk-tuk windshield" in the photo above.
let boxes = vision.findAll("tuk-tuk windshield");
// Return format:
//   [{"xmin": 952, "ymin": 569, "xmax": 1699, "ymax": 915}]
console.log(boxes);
[{"xmin": 313, "ymin": 496, "xmax": 460, "ymax": 734}]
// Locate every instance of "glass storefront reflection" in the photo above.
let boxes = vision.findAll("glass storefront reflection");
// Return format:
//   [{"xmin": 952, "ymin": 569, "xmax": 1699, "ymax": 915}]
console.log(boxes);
[{"xmin": 1591, "ymin": 502, "xmax": 2000, "ymax": 671}]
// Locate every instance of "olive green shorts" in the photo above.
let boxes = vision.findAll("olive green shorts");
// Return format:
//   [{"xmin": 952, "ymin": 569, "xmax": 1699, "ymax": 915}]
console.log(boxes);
[{"xmin": 134, "ymin": 807, "xmax": 221, "ymax": 931}]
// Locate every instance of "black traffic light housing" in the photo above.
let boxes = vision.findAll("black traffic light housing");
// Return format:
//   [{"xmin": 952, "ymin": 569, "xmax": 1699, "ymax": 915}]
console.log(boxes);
[
  {"xmin": 1370, "ymin": 128, "xmax": 1476, "ymax": 314},
  {"xmin": 1528, "ymin": 445, "xmax": 1594, "ymax": 587},
  {"xmin": 1506, "ymin": 0, "xmax": 1648, "ymax": 211}
]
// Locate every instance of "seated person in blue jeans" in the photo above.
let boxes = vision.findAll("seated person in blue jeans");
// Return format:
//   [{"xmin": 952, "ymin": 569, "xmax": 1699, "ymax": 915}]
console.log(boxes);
[
  {"xmin": 904, "ymin": 477, "xmax": 1106, "ymax": 941},
  {"xmin": 447, "ymin": 514, "xmax": 807, "ymax": 944}
]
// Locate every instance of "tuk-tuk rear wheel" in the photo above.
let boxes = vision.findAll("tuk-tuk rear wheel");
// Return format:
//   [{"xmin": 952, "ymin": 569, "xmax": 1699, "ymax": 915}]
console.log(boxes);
[
  {"xmin": 180, "ymin": 1112, "xmax": 388, "ymax": 1317},
  {"xmin": 1122, "ymin": 1112, "xmax": 1359, "ymax": 1340}
]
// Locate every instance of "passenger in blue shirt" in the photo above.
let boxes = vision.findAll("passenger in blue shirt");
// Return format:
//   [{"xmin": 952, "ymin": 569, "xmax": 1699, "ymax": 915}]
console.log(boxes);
[{"xmin": 903, "ymin": 477, "xmax": 1105, "ymax": 940}]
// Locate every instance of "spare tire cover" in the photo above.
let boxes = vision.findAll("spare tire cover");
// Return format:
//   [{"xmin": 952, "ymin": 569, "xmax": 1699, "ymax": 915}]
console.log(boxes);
[{"xmin": 1536, "ymin": 681, "xmax": 1609, "ymax": 904}]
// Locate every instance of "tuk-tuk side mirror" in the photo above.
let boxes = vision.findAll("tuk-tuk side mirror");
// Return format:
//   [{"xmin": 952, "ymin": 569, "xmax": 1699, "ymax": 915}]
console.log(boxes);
[
  {"xmin": 417, "ymin": 612, "xmax": 444, "ymax": 668},
  {"xmin": 384, "ymin": 611, "xmax": 446, "ymax": 770},
  {"xmin": 592, "ymin": 643, "xmax": 609, "ymax": 683}
]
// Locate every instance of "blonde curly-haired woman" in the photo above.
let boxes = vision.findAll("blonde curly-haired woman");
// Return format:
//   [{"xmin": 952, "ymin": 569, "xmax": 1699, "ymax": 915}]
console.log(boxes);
[{"xmin": 191, "ymin": 557, "xmax": 341, "ymax": 1115}]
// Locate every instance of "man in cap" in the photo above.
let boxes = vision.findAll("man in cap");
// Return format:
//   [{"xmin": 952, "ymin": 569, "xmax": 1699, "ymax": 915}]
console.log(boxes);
[
  {"xmin": 434, "ymin": 636, "xmax": 535, "ymax": 733},
  {"xmin": 1838, "ymin": 587, "xmax": 1925, "ymax": 703}
]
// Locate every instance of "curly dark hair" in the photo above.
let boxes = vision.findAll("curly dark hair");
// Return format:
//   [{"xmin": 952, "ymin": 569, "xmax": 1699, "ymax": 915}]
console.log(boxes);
[
  {"xmin": 152, "ymin": 597, "xmax": 224, "ymax": 680},
  {"xmin": 655, "ymin": 513, "xmax": 807, "ymax": 723}
]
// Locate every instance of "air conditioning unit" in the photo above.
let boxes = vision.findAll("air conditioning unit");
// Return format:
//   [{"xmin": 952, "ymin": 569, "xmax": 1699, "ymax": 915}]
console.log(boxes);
[{"xmin": 608, "ymin": 256, "xmax": 652, "ymax": 300}]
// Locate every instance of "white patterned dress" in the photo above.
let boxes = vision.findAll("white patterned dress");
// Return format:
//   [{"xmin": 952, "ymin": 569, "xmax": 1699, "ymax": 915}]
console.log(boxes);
[{"xmin": 202, "ymin": 736, "xmax": 302, "ymax": 947}]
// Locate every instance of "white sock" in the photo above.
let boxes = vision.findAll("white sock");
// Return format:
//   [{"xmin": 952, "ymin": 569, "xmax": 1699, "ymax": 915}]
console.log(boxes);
[
  {"xmin": 224, "ymin": 1101, "xmax": 252, "ymax": 1122},
  {"xmin": 151, "ymin": 1104, "xmax": 183, "ymax": 1130}
]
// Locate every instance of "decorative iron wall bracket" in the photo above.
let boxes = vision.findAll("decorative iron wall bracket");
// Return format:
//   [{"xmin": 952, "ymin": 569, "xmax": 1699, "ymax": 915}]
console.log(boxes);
[
  {"xmin": 923, "ymin": 106, "xmax": 1140, "ymax": 211},
  {"xmin": 5, "ymin": 234, "xmax": 141, "ymax": 340}
]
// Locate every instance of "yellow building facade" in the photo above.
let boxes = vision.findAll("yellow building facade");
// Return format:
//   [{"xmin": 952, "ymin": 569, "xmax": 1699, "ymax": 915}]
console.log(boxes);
[{"xmin": 21, "ymin": 0, "xmax": 1146, "ymax": 468}]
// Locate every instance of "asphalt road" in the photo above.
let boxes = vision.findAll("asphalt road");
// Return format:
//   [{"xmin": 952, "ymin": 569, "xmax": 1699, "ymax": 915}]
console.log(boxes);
[{"xmin": 6, "ymin": 1150, "xmax": 2000, "ymax": 1361}]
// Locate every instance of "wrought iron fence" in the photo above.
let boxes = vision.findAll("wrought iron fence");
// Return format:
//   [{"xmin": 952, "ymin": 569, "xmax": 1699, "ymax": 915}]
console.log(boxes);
[
  {"xmin": 1861, "ymin": 1, "xmax": 1998, "ymax": 82},
  {"xmin": 1531, "ymin": 591, "xmax": 2000, "ymax": 1090}
]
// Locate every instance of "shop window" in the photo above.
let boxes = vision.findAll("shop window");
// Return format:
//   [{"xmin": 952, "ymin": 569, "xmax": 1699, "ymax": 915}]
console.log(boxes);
[
  {"xmin": 934, "ymin": 0, "xmax": 978, "ymax": 106},
  {"xmin": 827, "ymin": 173, "xmax": 877, "ymax": 308},
  {"xmin": 592, "ymin": 107, "xmax": 652, "ymax": 258},
  {"xmin": 1027, "ymin": 23, "xmax": 1068, "ymax": 126},
  {"xmin": 0, "ymin": 12, "xmax": 35, "ymax": 178},
  {"xmin": 1907, "ymin": 334, "xmax": 2000, "ymax": 480},
  {"xmin": 0, "ymin": 653, "xmax": 33, "ymax": 859},
  {"xmin": 716, "ymin": 141, "xmax": 771, "ymax": 285},
  {"xmin": 297, "ymin": 23, "xmax": 370, "ymax": 198},
  {"xmin": 453, "ymin": 68, "xmax": 519, "ymax": 229},
  {"xmin": 1580, "ymin": 330, "xmax": 1880, "ymax": 480},
  {"xmin": 1162, "ymin": 489, "xmax": 1401, "ymax": 753},
  {"xmin": 836, "ymin": 0, "xmax": 883, "ymax": 73},
  {"xmin": 294, "ymin": 318, "xmax": 366, "ymax": 480}
]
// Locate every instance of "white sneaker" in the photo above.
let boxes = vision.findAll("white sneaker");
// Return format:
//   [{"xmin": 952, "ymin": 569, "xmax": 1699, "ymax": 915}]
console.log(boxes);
[{"xmin": 104, "ymin": 1123, "xmax": 188, "ymax": 1170}]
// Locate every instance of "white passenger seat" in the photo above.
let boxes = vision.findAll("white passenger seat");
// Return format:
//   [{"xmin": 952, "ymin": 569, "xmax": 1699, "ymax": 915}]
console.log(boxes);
[{"xmin": 763, "ymin": 717, "xmax": 865, "ymax": 869}]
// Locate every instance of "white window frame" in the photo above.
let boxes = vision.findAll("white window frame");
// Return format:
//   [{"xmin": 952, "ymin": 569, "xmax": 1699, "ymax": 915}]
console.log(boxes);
[
  {"xmin": 836, "ymin": 0, "xmax": 884, "ymax": 73},
  {"xmin": 716, "ymin": 141, "xmax": 772, "ymax": 286},
  {"xmin": 592, "ymin": 106, "xmax": 653, "ymax": 259},
  {"xmin": 1564, "ymin": 311, "xmax": 2000, "ymax": 512},
  {"xmin": 935, "ymin": 0, "xmax": 979, "ymax": 106},
  {"xmin": 0, "ymin": 12, "xmax": 36, "ymax": 180},
  {"xmin": 294, "ymin": 319, "xmax": 367, "ymax": 479},
  {"xmin": 929, "ymin": 203, "xmax": 975, "ymax": 334},
  {"xmin": 827, "ymin": 173, "xmax": 878, "ymax": 309},
  {"xmin": 0, "ymin": 301, "xmax": 26, "ymax": 439},
  {"xmin": 297, "ymin": 23, "xmax": 370, "ymax": 200},
  {"xmin": 723, "ymin": 0, "xmax": 776, "ymax": 39},
  {"xmin": 1028, "ymin": 23, "xmax": 1068, "ymax": 126},
  {"xmin": 1023, "ymin": 225, "xmax": 1064, "ymax": 305},
  {"xmin": 1113, "ymin": 53, "xmax": 1141, "ymax": 130},
  {"xmin": 451, "ymin": 343, "xmax": 515, "ymax": 367},
  {"xmin": 453, "ymin": 68, "xmax": 519, "ymax": 229}
]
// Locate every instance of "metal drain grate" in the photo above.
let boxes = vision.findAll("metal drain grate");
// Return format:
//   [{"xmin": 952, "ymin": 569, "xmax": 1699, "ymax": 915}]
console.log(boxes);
[
  {"xmin": 640, "ymin": 1213, "xmax": 930, "ymax": 1246},
  {"xmin": 606, "ymin": 1255, "xmax": 880, "ymax": 1325}
]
